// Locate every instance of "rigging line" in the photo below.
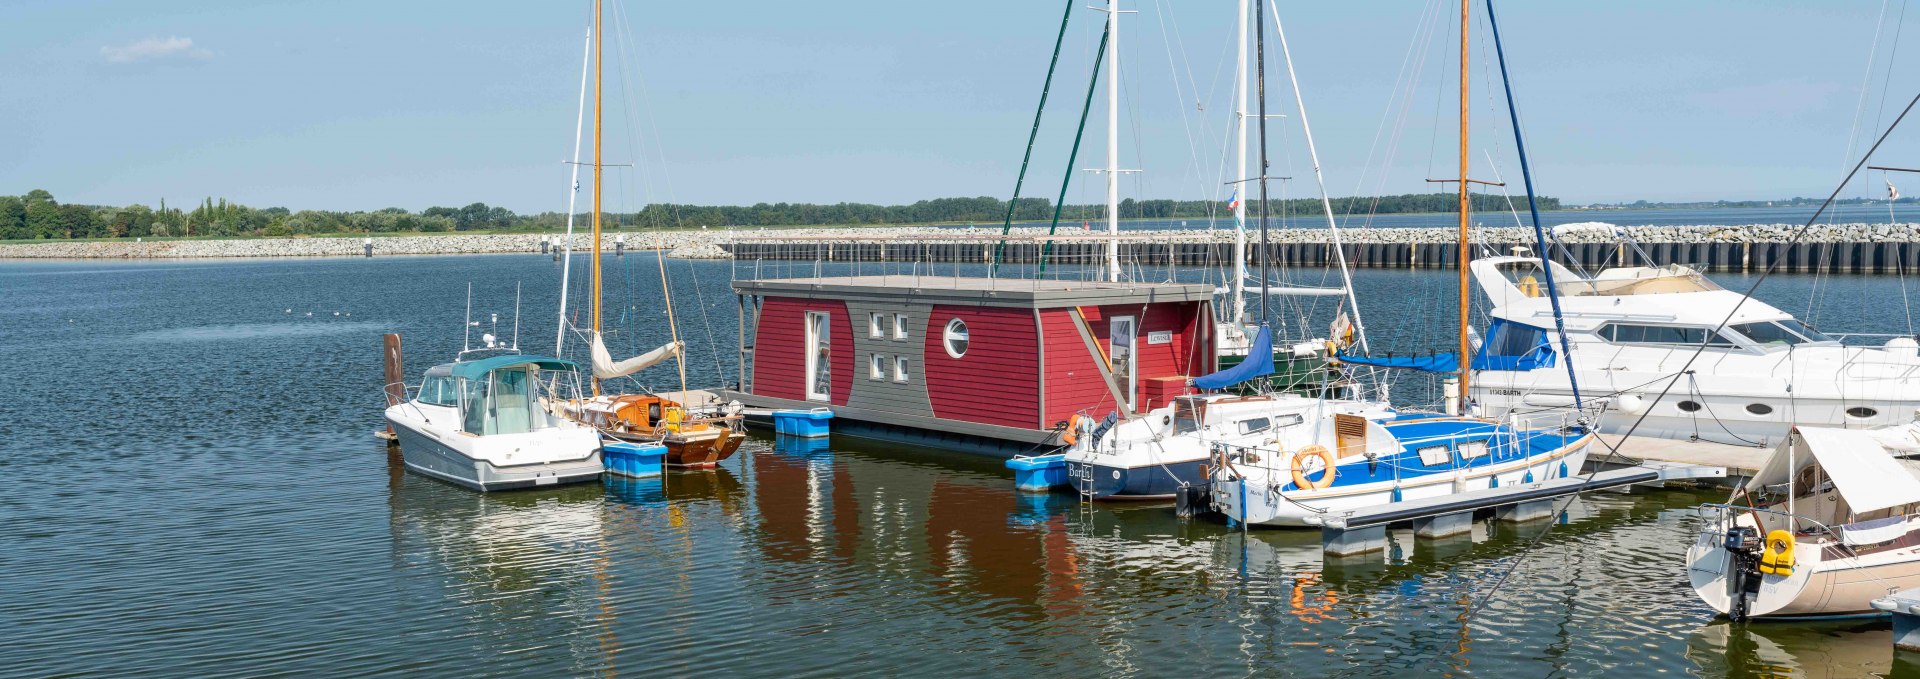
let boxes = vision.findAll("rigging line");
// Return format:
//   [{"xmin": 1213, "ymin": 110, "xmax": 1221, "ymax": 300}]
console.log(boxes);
[
  {"xmin": 1353, "ymin": 0, "xmax": 1450, "ymax": 228},
  {"xmin": 992, "ymin": 0, "xmax": 1075, "ymax": 275},
  {"xmin": 1039, "ymin": 23, "xmax": 1111, "ymax": 273},
  {"xmin": 1150, "ymin": 0, "xmax": 1219, "ymax": 214},
  {"xmin": 1469, "ymin": 87, "xmax": 1920, "ymax": 622}
]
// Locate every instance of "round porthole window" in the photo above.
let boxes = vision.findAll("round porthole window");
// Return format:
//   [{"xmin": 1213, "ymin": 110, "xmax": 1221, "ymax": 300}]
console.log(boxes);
[
  {"xmin": 1677, "ymin": 400, "xmax": 1702, "ymax": 413},
  {"xmin": 944, "ymin": 318, "xmax": 969, "ymax": 358},
  {"xmin": 1847, "ymin": 406, "xmax": 1879, "ymax": 419},
  {"xmin": 1745, "ymin": 403, "xmax": 1774, "ymax": 416}
]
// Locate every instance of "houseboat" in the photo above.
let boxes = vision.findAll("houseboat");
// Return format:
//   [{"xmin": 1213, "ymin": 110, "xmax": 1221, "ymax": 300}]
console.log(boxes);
[{"xmin": 722, "ymin": 275, "xmax": 1218, "ymax": 455}]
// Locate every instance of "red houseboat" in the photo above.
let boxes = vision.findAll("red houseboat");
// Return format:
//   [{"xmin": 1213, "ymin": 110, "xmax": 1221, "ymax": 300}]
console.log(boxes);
[{"xmin": 724, "ymin": 275, "xmax": 1217, "ymax": 455}]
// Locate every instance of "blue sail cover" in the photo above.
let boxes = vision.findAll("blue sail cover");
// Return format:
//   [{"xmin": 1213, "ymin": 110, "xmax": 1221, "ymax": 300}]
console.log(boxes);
[
  {"xmin": 1192, "ymin": 324, "xmax": 1274, "ymax": 390},
  {"xmin": 1336, "ymin": 320, "xmax": 1556, "ymax": 374}
]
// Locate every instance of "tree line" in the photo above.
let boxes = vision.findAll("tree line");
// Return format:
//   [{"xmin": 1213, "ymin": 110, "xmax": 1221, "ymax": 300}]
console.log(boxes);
[{"xmin": 0, "ymin": 189, "xmax": 1563, "ymax": 241}]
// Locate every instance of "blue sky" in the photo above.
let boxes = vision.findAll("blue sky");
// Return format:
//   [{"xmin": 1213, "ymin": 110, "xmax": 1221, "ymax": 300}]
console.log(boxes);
[{"xmin": 3, "ymin": 1, "xmax": 1917, "ymax": 213}]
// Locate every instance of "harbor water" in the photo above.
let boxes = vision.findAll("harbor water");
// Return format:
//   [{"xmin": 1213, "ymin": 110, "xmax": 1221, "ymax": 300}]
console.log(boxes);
[{"xmin": 5, "ymin": 253, "xmax": 1919, "ymax": 677}]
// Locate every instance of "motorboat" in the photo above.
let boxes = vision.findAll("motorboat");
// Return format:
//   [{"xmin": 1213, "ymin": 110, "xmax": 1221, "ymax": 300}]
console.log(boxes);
[
  {"xmin": 1061, "ymin": 392, "xmax": 1395, "ymax": 500},
  {"xmin": 386, "ymin": 354, "xmax": 604, "ymax": 491},
  {"xmin": 1207, "ymin": 412, "xmax": 1592, "ymax": 527},
  {"xmin": 1469, "ymin": 254, "xmax": 1920, "ymax": 446},
  {"xmin": 1686, "ymin": 426, "xmax": 1920, "ymax": 620}
]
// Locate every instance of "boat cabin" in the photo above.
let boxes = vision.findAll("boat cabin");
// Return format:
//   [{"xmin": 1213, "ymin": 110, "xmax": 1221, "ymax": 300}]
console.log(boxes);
[
  {"xmin": 412, "ymin": 355, "xmax": 584, "ymax": 437},
  {"xmin": 726, "ymin": 275, "xmax": 1216, "ymax": 453}
]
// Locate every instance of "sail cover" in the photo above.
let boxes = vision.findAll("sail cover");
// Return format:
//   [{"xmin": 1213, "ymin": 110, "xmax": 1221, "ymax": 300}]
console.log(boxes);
[
  {"xmin": 590, "ymin": 333, "xmax": 681, "ymax": 380},
  {"xmin": 1192, "ymin": 324, "xmax": 1274, "ymax": 390},
  {"xmin": 1336, "ymin": 352, "xmax": 1459, "ymax": 374},
  {"xmin": 1744, "ymin": 426, "xmax": 1920, "ymax": 514}
]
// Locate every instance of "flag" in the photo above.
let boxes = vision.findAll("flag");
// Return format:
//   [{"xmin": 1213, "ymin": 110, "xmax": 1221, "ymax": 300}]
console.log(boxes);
[
  {"xmin": 1226, "ymin": 190, "xmax": 1240, "ymax": 212},
  {"xmin": 1890, "ymin": 178, "xmax": 1901, "ymax": 201}
]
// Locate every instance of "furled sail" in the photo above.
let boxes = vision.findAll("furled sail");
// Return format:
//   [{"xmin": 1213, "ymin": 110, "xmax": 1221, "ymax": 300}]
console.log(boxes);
[{"xmin": 590, "ymin": 333, "xmax": 681, "ymax": 379}]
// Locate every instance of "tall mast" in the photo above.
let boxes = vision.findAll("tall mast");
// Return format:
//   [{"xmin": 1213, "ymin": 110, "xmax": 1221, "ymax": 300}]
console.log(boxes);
[
  {"xmin": 1104, "ymin": 0, "xmax": 1122, "ymax": 282},
  {"xmin": 590, "ymin": 0, "xmax": 604, "ymax": 395},
  {"xmin": 556, "ymin": 25, "xmax": 592, "ymax": 355},
  {"xmin": 1455, "ymin": 0, "xmax": 1471, "ymax": 411},
  {"xmin": 1232, "ymin": 0, "xmax": 1249, "ymax": 324},
  {"xmin": 1255, "ymin": 0, "xmax": 1269, "ymax": 321}
]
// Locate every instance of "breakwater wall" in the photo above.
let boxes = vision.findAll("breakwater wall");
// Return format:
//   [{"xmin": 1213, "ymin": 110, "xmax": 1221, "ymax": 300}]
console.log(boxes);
[{"xmin": 0, "ymin": 233, "xmax": 733, "ymax": 260}]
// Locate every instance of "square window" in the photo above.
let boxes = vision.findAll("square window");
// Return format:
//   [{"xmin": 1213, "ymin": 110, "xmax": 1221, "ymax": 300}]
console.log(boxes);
[
  {"xmin": 893, "ymin": 355, "xmax": 909, "ymax": 382},
  {"xmin": 1458, "ymin": 440, "xmax": 1489, "ymax": 460},
  {"xmin": 1236, "ymin": 417, "xmax": 1271, "ymax": 435},
  {"xmin": 1417, "ymin": 445, "xmax": 1451, "ymax": 466},
  {"xmin": 869, "ymin": 353, "xmax": 884, "ymax": 380},
  {"xmin": 869, "ymin": 312, "xmax": 883, "ymax": 338},
  {"xmin": 894, "ymin": 313, "xmax": 909, "ymax": 339}
]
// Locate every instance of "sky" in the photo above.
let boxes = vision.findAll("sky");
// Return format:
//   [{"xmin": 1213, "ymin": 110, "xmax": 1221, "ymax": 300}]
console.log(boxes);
[{"xmin": 4, "ymin": 0, "xmax": 1919, "ymax": 213}]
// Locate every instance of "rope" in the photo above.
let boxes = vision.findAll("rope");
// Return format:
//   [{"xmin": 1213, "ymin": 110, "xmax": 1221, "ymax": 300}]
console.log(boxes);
[
  {"xmin": 992, "ymin": 0, "xmax": 1076, "ymax": 275},
  {"xmin": 1040, "ymin": 23, "xmax": 1111, "ymax": 273}
]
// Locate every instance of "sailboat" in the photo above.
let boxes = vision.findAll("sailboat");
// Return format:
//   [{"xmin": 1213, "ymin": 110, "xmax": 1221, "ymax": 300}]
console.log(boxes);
[
  {"xmin": 1202, "ymin": 0, "xmax": 1591, "ymax": 526},
  {"xmin": 556, "ymin": 0, "xmax": 745, "ymax": 468}
]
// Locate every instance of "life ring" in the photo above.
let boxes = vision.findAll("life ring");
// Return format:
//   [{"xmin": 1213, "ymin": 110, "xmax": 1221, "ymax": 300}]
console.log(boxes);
[
  {"xmin": 1290, "ymin": 444, "xmax": 1338, "ymax": 490},
  {"xmin": 1759, "ymin": 529, "xmax": 1796, "ymax": 576},
  {"xmin": 1061, "ymin": 414, "xmax": 1087, "ymax": 446}
]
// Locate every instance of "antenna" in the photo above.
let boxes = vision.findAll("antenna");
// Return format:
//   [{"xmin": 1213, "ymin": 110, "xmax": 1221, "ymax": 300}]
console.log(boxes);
[
  {"xmin": 512, "ymin": 282, "xmax": 522, "ymax": 352},
  {"xmin": 462, "ymin": 282, "xmax": 473, "ymax": 353}
]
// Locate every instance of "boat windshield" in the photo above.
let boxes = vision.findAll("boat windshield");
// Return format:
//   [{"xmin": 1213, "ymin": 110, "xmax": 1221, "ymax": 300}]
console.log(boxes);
[
  {"xmin": 419, "ymin": 376, "xmax": 458, "ymax": 406},
  {"xmin": 1731, "ymin": 320, "xmax": 1830, "ymax": 347}
]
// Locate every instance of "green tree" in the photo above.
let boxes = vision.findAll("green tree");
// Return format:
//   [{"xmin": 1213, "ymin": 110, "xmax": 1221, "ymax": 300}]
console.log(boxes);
[
  {"xmin": 0, "ymin": 196, "xmax": 25, "ymax": 240},
  {"xmin": 25, "ymin": 189, "xmax": 60, "ymax": 239}
]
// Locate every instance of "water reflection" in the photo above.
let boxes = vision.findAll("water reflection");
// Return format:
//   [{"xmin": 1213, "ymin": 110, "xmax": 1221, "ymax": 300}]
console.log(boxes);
[{"xmin": 1687, "ymin": 620, "xmax": 1895, "ymax": 679}]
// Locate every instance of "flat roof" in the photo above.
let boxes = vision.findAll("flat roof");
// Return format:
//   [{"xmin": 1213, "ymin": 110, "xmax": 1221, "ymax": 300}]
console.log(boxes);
[{"xmin": 732, "ymin": 275, "xmax": 1216, "ymax": 308}]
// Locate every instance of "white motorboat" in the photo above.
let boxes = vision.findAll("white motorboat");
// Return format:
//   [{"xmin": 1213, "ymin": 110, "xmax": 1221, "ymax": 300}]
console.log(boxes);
[
  {"xmin": 386, "ymin": 354, "xmax": 604, "ymax": 491},
  {"xmin": 1468, "ymin": 255, "xmax": 1920, "ymax": 447},
  {"xmin": 1686, "ymin": 426, "xmax": 1920, "ymax": 620}
]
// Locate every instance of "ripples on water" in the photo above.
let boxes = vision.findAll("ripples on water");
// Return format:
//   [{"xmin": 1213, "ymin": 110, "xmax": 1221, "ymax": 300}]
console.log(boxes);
[{"xmin": 0, "ymin": 255, "xmax": 1911, "ymax": 677}]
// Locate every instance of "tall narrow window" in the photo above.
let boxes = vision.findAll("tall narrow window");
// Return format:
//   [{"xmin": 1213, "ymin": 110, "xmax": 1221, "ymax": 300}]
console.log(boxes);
[
  {"xmin": 869, "ymin": 312, "xmax": 883, "ymax": 338},
  {"xmin": 869, "ymin": 353, "xmax": 884, "ymax": 380},
  {"xmin": 893, "ymin": 355, "xmax": 909, "ymax": 383},
  {"xmin": 894, "ymin": 313, "xmax": 909, "ymax": 339},
  {"xmin": 805, "ymin": 311, "xmax": 831, "ymax": 401},
  {"xmin": 1110, "ymin": 316, "xmax": 1137, "ymax": 411}
]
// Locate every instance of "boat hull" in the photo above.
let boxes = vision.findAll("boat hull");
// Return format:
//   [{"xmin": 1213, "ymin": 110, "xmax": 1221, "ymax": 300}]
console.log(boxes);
[
  {"xmin": 1688, "ymin": 521, "xmax": 1920, "ymax": 619},
  {"xmin": 388, "ymin": 417, "xmax": 604, "ymax": 491},
  {"xmin": 605, "ymin": 429, "xmax": 745, "ymax": 469},
  {"xmin": 1214, "ymin": 436, "xmax": 1590, "ymax": 527},
  {"xmin": 1065, "ymin": 459, "xmax": 1205, "ymax": 499}
]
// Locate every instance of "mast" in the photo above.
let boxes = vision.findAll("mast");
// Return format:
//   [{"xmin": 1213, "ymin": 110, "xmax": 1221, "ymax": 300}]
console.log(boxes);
[
  {"xmin": 1272, "ymin": 1, "xmax": 1369, "ymax": 354},
  {"xmin": 556, "ymin": 25, "xmax": 592, "ymax": 355},
  {"xmin": 1455, "ymin": 0, "xmax": 1471, "ymax": 412},
  {"xmin": 1232, "ymin": 0, "xmax": 1249, "ymax": 325},
  {"xmin": 1104, "ymin": 0, "xmax": 1122, "ymax": 282},
  {"xmin": 590, "ymin": 0, "xmax": 604, "ymax": 395},
  {"xmin": 1255, "ymin": 0, "xmax": 1269, "ymax": 320}
]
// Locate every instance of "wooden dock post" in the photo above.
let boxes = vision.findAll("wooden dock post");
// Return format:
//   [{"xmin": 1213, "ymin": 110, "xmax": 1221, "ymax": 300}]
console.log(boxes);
[{"xmin": 381, "ymin": 333, "xmax": 404, "ymax": 442}]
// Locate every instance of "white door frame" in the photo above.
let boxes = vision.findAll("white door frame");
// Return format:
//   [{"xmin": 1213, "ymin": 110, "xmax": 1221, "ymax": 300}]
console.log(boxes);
[
  {"xmin": 1111, "ymin": 315, "xmax": 1137, "ymax": 412},
  {"xmin": 805, "ymin": 311, "xmax": 831, "ymax": 401}
]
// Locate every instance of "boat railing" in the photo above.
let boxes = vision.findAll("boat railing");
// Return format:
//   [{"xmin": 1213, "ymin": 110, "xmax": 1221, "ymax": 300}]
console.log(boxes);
[{"xmin": 1696, "ymin": 502, "xmax": 1845, "ymax": 541}]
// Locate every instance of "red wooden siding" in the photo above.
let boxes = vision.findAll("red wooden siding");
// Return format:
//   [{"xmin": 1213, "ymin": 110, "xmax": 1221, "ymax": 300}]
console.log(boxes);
[
  {"xmin": 1041, "ymin": 301, "xmax": 1208, "ymax": 424},
  {"xmin": 921, "ymin": 305, "xmax": 1040, "ymax": 429},
  {"xmin": 752, "ymin": 297, "xmax": 855, "ymax": 404}
]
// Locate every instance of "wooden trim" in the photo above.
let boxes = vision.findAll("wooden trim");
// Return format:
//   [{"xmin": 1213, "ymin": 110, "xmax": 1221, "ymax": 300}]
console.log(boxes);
[{"xmin": 1070, "ymin": 307, "xmax": 1131, "ymax": 415}]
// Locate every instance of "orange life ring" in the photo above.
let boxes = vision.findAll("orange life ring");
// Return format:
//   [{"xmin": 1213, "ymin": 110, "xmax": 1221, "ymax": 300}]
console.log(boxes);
[
  {"xmin": 1062, "ymin": 414, "xmax": 1087, "ymax": 446},
  {"xmin": 1290, "ymin": 444, "xmax": 1338, "ymax": 490}
]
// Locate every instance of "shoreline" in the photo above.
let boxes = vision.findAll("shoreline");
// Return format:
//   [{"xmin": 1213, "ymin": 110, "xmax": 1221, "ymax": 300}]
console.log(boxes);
[{"xmin": 4, "ymin": 222, "xmax": 1920, "ymax": 260}]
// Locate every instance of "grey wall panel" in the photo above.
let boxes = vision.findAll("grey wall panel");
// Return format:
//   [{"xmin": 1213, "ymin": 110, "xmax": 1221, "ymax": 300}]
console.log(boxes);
[{"xmin": 843, "ymin": 298, "xmax": 936, "ymax": 418}]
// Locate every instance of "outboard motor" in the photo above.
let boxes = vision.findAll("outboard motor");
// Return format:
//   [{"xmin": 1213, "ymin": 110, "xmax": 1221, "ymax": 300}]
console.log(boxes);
[{"xmin": 1722, "ymin": 525, "xmax": 1762, "ymax": 621}]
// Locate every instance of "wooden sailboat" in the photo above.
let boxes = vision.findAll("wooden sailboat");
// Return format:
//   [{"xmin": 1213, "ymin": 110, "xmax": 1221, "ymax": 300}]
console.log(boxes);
[{"xmin": 561, "ymin": 0, "xmax": 744, "ymax": 468}]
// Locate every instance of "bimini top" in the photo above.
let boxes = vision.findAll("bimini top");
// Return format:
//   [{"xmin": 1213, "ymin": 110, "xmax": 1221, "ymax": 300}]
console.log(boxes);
[
  {"xmin": 732, "ymin": 275, "xmax": 1215, "ymax": 308},
  {"xmin": 440, "ymin": 355, "xmax": 579, "ymax": 381},
  {"xmin": 1745, "ymin": 426, "xmax": 1920, "ymax": 514}
]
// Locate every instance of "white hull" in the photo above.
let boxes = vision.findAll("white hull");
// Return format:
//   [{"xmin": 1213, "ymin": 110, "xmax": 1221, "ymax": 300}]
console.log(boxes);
[
  {"xmin": 386, "ymin": 404, "xmax": 603, "ymax": 492},
  {"xmin": 1688, "ymin": 517, "xmax": 1920, "ymax": 619}
]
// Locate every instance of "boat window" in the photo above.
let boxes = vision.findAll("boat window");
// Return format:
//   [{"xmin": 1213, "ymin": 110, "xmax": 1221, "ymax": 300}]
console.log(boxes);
[
  {"xmin": 419, "ymin": 376, "xmax": 457, "ymax": 406},
  {"xmin": 1237, "ymin": 417, "xmax": 1271, "ymax": 435},
  {"xmin": 1775, "ymin": 319, "xmax": 1833, "ymax": 343},
  {"xmin": 1488, "ymin": 322, "xmax": 1545, "ymax": 357},
  {"xmin": 869, "ymin": 312, "xmax": 883, "ymax": 338},
  {"xmin": 1599, "ymin": 323, "xmax": 1736, "ymax": 347},
  {"xmin": 944, "ymin": 319, "xmax": 969, "ymax": 358},
  {"xmin": 1848, "ymin": 406, "xmax": 1879, "ymax": 419},
  {"xmin": 487, "ymin": 368, "xmax": 534, "ymax": 435},
  {"xmin": 894, "ymin": 313, "xmax": 909, "ymax": 340},
  {"xmin": 1458, "ymin": 440, "xmax": 1489, "ymax": 460},
  {"xmin": 1677, "ymin": 400, "xmax": 1702, "ymax": 413},
  {"xmin": 1746, "ymin": 403, "xmax": 1774, "ymax": 416},
  {"xmin": 1730, "ymin": 322, "xmax": 1811, "ymax": 347},
  {"xmin": 1173, "ymin": 399, "xmax": 1204, "ymax": 434},
  {"xmin": 869, "ymin": 353, "xmax": 884, "ymax": 380},
  {"xmin": 1417, "ymin": 445, "xmax": 1451, "ymax": 466},
  {"xmin": 1274, "ymin": 413, "xmax": 1304, "ymax": 428},
  {"xmin": 459, "ymin": 378, "xmax": 486, "ymax": 434}
]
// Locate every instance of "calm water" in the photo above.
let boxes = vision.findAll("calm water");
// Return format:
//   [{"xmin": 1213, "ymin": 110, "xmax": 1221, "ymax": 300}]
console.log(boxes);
[
  {"xmin": 982, "ymin": 203, "xmax": 1920, "ymax": 232},
  {"xmin": 4, "ymin": 253, "xmax": 1918, "ymax": 677}
]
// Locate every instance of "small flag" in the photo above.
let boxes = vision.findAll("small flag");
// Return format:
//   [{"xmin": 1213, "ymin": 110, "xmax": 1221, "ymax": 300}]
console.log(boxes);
[
  {"xmin": 1226, "ymin": 190, "xmax": 1240, "ymax": 212},
  {"xmin": 1890, "ymin": 178, "xmax": 1901, "ymax": 201}
]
